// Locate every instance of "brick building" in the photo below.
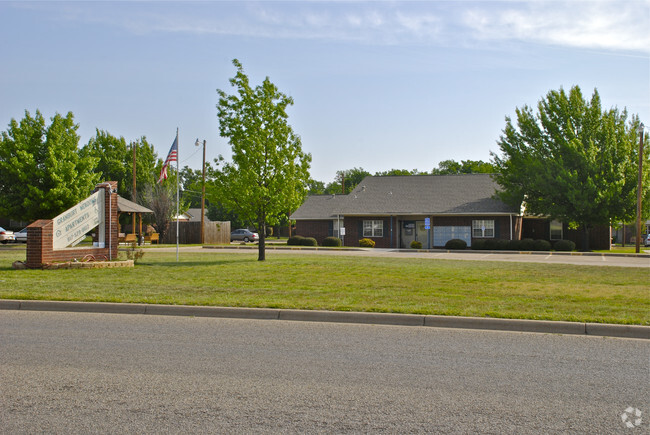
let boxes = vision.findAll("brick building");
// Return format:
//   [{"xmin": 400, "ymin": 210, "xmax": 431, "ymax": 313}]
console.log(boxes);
[{"xmin": 291, "ymin": 174, "xmax": 610, "ymax": 250}]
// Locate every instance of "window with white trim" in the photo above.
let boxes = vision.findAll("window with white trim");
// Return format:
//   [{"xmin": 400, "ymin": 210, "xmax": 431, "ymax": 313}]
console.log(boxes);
[
  {"xmin": 550, "ymin": 220, "xmax": 563, "ymax": 240},
  {"xmin": 363, "ymin": 220, "xmax": 383, "ymax": 237},
  {"xmin": 472, "ymin": 220, "xmax": 495, "ymax": 238}
]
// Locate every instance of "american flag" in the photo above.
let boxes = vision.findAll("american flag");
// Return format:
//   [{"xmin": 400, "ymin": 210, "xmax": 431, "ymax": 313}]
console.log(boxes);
[{"xmin": 158, "ymin": 135, "xmax": 178, "ymax": 183}]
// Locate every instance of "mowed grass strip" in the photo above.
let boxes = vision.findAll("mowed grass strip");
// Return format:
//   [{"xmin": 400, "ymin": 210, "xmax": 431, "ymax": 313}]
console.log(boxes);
[{"xmin": 0, "ymin": 249, "xmax": 647, "ymax": 325}]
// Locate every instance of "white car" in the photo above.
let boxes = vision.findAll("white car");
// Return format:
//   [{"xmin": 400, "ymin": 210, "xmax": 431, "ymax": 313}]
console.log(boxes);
[
  {"xmin": 645, "ymin": 234, "xmax": 650, "ymax": 247},
  {"xmin": 0, "ymin": 227, "xmax": 15, "ymax": 244},
  {"xmin": 15, "ymin": 228, "xmax": 27, "ymax": 243}
]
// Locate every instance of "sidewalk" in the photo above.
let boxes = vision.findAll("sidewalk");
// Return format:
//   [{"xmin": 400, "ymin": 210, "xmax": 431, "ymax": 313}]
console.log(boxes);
[{"xmin": 1, "ymin": 299, "xmax": 648, "ymax": 340}]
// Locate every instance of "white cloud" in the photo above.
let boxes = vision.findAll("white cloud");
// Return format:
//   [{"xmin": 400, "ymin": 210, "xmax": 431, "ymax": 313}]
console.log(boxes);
[
  {"xmin": 462, "ymin": 0, "xmax": 650, "ymax": 53},
  {"xmin": 15, "ymin": 1, "xmax": 649, "ymax": 53}
]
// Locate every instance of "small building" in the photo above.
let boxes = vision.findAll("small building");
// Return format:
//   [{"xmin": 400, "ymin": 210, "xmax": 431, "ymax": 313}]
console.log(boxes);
[
  {"xmin": 291, "ymin": 174, "xmax": 611, "ymax": 250},
  {"xmin": 292, "ymin": 174, "xmax": 521, "ymax": 249}
]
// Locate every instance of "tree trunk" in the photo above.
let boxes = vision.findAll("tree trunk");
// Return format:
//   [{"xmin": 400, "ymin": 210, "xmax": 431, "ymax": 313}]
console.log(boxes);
[
  {"xmin": 258, "ymin": 220, "xmax": 266, "ymax": 261},
  {"xmin": 581, "ymin": 224, "xmax": 590, "ymax": 252}
]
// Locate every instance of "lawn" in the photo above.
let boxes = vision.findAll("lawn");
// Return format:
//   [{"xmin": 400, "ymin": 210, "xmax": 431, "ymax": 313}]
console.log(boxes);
[{"xmin": 0, "ymin": 247, "xmax": 647, "ymax": 325}]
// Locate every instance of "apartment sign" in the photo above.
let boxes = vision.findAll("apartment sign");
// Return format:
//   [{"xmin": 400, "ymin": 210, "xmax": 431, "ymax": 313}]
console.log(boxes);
[{"xmin": 52, "ymin": 190, "xmax": 104, "ymax": 250}]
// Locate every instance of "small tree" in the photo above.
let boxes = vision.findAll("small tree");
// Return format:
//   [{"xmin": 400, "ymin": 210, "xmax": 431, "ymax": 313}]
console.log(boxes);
[{"xmin": 213, "ymin": 59, "xmax": 312, "ymax": 261}]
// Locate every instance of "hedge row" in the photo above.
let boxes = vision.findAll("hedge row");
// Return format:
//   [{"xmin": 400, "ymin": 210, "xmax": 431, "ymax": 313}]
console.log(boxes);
[{"xmin": 471, "ymin": 238, "xmax": 575, "ymax": 251}]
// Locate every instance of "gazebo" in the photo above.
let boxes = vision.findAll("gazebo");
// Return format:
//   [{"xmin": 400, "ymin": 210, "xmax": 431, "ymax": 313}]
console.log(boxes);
[{"xmin": 117, "ymin": 195, "xmax": 153, "ymax": 243}]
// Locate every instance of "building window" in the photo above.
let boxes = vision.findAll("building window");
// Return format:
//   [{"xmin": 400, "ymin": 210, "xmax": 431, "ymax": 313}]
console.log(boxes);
[
  {"xmin": 550, "ymin": 220, "xmax": 563, "ymax": 240},
  {"xmin": 363, "ymin": 220, "xmax": 383, "ymax": 237},
  {"xmin": 472, "ymin": 220, "xmax": 494, "ymax": 238}
]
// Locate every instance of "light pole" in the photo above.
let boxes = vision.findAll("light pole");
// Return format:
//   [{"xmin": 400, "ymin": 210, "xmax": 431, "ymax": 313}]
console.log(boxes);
[
  {"xmin": 132, "ymin": 142, "xmax": 137, "ymax": 239},
  {"xmin": 195, "ymin": 138, "xmax": 206, "ymax": 244},
  {"xmin": 635, "ymin": 123, "xmax": 645, "ymax": 254}
]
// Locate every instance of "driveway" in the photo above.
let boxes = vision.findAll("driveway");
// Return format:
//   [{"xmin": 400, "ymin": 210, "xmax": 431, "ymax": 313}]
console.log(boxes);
[{"xmin": 154, "ymin": 246, "xmax": 650, "ymax": 268}]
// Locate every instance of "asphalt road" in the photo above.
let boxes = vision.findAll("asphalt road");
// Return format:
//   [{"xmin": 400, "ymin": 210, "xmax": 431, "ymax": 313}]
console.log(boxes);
[{"xmin": 1, "ymin": 311, "xmax": 648, "ymax": 433}]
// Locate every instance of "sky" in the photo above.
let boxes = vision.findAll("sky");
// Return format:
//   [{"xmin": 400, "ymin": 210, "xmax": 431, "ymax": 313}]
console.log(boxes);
[{"xmin": 1, "ymin": 1, "xmax": 648, "ymax": 184}]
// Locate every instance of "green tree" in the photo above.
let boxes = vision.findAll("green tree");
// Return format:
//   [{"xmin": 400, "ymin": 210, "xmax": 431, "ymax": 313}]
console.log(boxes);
[
  {"xmin": 432, "ymin": 159, "xmax": 495, "ymax": 174},
  {"xmin": 492, "ymin": 86, "xmax": 649, "ymax": 250},
  {"xmin": 213, "ymin": 59, "xmax": 312, "ymax": 260},
  {"xmin": 81, "ymin": 132, "xmax": 159, "ymax": 202},
  {"xmin": 324, "ymin": 167, "xmax": 371, "ymax": 194},
  {"xmin": 0, "ymin": 110, "xmax": 99, "ymax": 221},
  {"xmin": 375, "ymin": 168, "xmax": 424, "ymax": 176},
  {"xmin": 307, "ymin": 179, "xmax": 326, "ymax": 195}
]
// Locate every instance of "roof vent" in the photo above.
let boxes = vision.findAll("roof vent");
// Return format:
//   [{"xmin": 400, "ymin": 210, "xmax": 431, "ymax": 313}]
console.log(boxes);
[{"xmin": 362, "ymin": 186, "xmax": 366, "ymax": 191}]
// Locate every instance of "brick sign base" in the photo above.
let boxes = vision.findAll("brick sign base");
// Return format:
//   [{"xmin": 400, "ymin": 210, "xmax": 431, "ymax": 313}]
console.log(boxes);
[{"xmin": 25, "ymin": 182, "xmax": 120, "ymax": 269}]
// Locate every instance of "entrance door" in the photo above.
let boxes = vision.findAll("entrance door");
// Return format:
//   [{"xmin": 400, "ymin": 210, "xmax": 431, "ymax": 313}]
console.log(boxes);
[{"xmin": 401, "ymin": 220, "xmax": 427, "ymax": 248}]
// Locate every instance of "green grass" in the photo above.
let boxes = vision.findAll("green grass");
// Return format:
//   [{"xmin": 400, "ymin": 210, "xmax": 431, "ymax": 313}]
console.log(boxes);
[{"xmin": 0, "ymin": 247, "xmax": 647, "ymax": 325}]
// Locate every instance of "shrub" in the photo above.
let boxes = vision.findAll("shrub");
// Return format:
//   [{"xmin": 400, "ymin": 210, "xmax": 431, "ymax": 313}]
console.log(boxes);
[
  {"xmin": 471, "ymin": 239, "xmax": 487, "ymax": 250},
  {"xmin": 410, "ymin": 240, "xmax": 423, "ymax": 249},
  {"xmin": 495, "ymin": 239, "xmax": 511, "ymax": 250},
  {"xmin": 287, "ymin": 235, "xmax": 304, "ymax": 246},
  {"xmin": 300, "ymin": 237, "xmax": 318, "ymax": 246},
  {"xmin": 445, "ymin": 239, "xmax": 467, "ymax": 250},
  {"xmin": 533, "ymin": 239, "xmax": 552, "ymax": 251},
  {"xmin": 554, "ymin": 239, "xmax": 576, "ymax": 252},
  {"xmin": 322, "ymin": 237, "xmax": 342, "ymax": 247},
  {"xmin": 519, "ymin": 238, "xmax": 535, "ymax": 251},
  {"xmin": 359, "ymin": 238, "xmax": 375, "ymax": 248},
  {"xmin": 507, "ymin": 239, "xmax": 522, "ymax": 251}
]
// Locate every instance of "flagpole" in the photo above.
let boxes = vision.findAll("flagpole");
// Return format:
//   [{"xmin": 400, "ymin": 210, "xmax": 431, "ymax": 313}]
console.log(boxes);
[{"xmin": 176, "ymin": 128, "xmax": 179, "ymax": 262}]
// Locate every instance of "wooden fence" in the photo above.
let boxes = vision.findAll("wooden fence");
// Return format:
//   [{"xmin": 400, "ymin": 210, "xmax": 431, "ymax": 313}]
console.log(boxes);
[{"xmin": 161, "ymin": 221, "xmax": 230, "ymax": 244}]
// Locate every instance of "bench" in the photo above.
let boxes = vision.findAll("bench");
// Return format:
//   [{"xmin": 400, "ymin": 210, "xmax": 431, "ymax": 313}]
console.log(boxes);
[
  {"xmin": 144, "ymin": 233, "xmax": 159, "ymax": 244},
  {"xmin": 119, "ymin": 233, "xmax": 138, "ymax": 244}
]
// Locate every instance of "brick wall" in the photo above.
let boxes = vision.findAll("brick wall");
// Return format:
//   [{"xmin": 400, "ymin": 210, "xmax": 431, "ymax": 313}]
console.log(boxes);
[
  {"xmin": 25, "ymin": 182, "xmax": 119, "ymax": 268},
  {"xmin": 294, "ymin": 220, "xmax": 331, "ymax": 245}
]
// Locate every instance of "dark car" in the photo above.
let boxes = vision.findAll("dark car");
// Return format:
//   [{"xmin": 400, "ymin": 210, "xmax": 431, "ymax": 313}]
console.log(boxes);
[{"xmin": 230, "ymin": 229, "xmax": 259, "ymax": 243}]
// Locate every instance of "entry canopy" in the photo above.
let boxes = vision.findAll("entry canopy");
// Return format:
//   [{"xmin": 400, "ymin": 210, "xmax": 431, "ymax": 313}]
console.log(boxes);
[{"xmin": 117, "ymin": 196, "xmax": 153, "ymax": 214}]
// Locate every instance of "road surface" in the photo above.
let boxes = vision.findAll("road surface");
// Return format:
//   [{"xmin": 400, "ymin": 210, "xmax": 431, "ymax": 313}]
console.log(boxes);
[{"xmin": 1, "ymin": 311, "xmax": 648, "ymax": 433}]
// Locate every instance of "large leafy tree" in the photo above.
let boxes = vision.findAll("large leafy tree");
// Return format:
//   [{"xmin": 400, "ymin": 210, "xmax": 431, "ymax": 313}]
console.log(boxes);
[
  {"xmin": 324, "ymin": 167, "xmax": 371, "ymax": 194},
  {"xmin": 81, "ymin": 131, "xmax": 159, "ymax": 201},
  {"xmin": 212, "ymin": 59, "xmax": 312, "ymax": 261},
  {"xmin": 0, "ymin": 110, "xmax": 99, "ymax": 221},
  {"xmin": 432, "ymin": 159, "xmax": 495, "ymax": 174},
  {"xmin": 492, "ymin": 86, "xmax": 649, "ymax": 250}
]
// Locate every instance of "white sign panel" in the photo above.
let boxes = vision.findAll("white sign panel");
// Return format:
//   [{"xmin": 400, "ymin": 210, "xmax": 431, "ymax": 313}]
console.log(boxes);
[{"xmin": 52, "ymin": 190, "xmax": 104, "ymax": 250}]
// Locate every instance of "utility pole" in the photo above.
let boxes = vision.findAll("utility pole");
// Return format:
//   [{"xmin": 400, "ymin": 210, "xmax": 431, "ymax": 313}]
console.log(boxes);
[
  {"xmin": 635, "ymin": 123, "xmax": 645, "ymax": 254},
  {"xmin": 196, "ymin": 139, "xmax": 207, "ymax": 244}
]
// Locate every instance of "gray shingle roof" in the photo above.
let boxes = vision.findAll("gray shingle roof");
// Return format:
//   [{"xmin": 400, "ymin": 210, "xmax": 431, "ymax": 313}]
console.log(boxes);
[
  {"xmin": 292, "ymin": 174, "xmax": 518, "ymax": 219},
  {"xmin": 290, "ymin": 194, "xmax": 346, "ymax": 220}
]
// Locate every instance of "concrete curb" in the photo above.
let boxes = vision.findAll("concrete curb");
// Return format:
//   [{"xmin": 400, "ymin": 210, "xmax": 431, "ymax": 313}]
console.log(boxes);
[{"xmin": 1, "ymin": 299, "xmax": 648, "ymax": 339}]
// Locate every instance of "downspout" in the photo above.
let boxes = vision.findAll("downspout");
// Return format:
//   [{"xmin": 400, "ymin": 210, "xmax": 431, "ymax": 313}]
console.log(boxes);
[
  {"xmin": 390, "ymin": 216, "xmax": 393, "ymax": 249},
  {"xmin": 510, "ymin": 214, "xmax": 513, "ymax": 240}
]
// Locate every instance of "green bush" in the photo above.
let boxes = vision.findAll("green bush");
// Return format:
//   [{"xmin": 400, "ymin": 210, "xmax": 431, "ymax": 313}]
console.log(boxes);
[
  {"xmin": 300, "ymin": 237, "xmax": 318, "ymax": 246},
  {"xmin": 554, "ymin": 239, "xmax": 576, "ymax": 251},
  {"xmin": 471, "ymin": 239, "xmax": 487, "ymax": 250},
  {"xmin": 533, "ymin": 239, "xmax": 552, "ymax": 251},
  {"xmin": 445, "ymin": 239, "xmax": 467, "ymax": 250},
  {"xmin": 287, "ymin": 235, "xmax": 304, "ymax": 246},
  {"xmin": 359, "ymin": 238, "xmax": 376, "ymax": 248},
  {"xmin": 495, "ymin": 239, "xmax": 511, "ymax": 250},
  {"xmin": 507, "ymin": 239, "xmax": 522, "ymax": 251},
  {"xmin": 519, "ymin": 238, "xmax": 535, "ymax": 251},
  {"xmin": 410, "ymin": 240, "xmax": 423, "ymax": 249},
  {"xmin": 322, "ymin": 236, "xmax": 342, "ymax": 247}
]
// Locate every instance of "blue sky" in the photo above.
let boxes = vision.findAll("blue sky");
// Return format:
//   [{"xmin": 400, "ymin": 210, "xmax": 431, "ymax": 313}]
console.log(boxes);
[{"xmin": 1, "ymin": 1, "xmax": 648, "ymax": 184}]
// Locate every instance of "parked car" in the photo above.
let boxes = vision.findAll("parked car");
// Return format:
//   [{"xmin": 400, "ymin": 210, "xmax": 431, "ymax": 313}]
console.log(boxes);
[
  {"xmin": 230, "ymin": 229, "xmax": 259, "ymax": 243},
  {"xmin": 0, "ymin": 227, "xmax": 15, "ymax": 244},
  {"xmin": 645, "ymin": 234, "xmax": 650, "ymax": 247},
  {"xmin": 15, "ymin": 228, "xmax": 27, "ymax": 243}
]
